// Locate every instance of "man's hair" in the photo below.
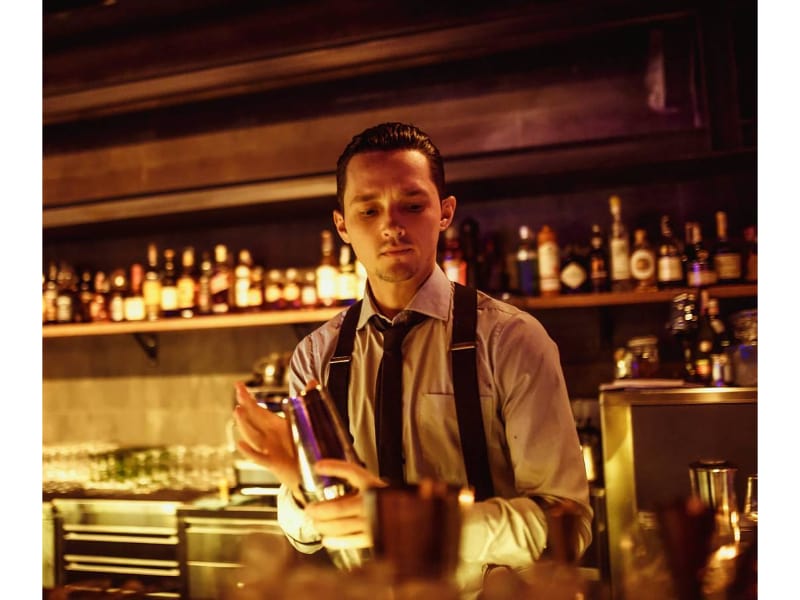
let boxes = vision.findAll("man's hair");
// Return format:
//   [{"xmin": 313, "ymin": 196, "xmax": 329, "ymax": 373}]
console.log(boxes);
[{"xmin": 335, "ymin": 122, "xmax": 446, "ymax": 210}]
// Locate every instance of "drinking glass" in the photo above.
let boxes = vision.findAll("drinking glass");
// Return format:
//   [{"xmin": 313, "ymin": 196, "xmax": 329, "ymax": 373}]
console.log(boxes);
[{"xmin": 743, "ymin": 474, "xmax": 758, "ymax": 523}]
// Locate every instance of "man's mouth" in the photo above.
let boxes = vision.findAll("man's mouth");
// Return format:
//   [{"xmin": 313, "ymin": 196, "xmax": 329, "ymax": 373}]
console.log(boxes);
[{"xmin": 381, "ymin": 246, "xmax": 413, "ymax": 257}]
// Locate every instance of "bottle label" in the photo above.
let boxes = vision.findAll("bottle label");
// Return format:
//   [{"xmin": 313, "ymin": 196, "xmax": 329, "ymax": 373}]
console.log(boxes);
[
  {"xmin": 538, "ymin": 241, "xmax": 560, "ymax": 292},
  {"xmin": 56, "ymin": 295, "xmax": 73, "ymax": 323},
  {"xmin": 316, "ymin": 266, "xmax": 338, "ymax": 305},
  {"xmin": 142, "ymin": 280, "xmax": 161, "ymax": 308},
  {"xmin": 247, "ymin": 287, "xmax": 264, "ymax": 308},
  {"xmin": 235, "ymin": 280, "xmax": 250, "ymax": 308},
  {"xmin": 560, "ymin": 262, "xmax": 587, "ymax": 290},
  {"xmin": 265, "ymin": 284, "xmax": 283, "ymax": 304},
  {"xmin": 210, "ymin": 272, "xmax": 230, "ymax": 295},
  {"xmin": 177, "ymin": 279, "xmax": 195, "ymax": 309},
  {"xmin": 124, "ymin": 297, "xmax": 145, "ymax": 321},
  {"xmin": 110, "ymin": 296, "xmax": 125, "ymax": 322},
  {"xmin": 714, "ymin": 253, "xmax": 742, "ymax": 280},
  {"xmin": 161, "ymin": 286, "xmax": 179, "ymax": 311},
  {"xmin": 610, "ymin": 239, "xmax": 631, "ymax": 280},
  {"xmin": 517, "ymin": 259, "xmax": 539, "ymax": 296},
  {"xmin": 657, "ymin": 256, "xmax": 683, "ymax": 282},
  {"xmin": 630, "ymin": 249, "xmax": 656, "ymax": 281}
]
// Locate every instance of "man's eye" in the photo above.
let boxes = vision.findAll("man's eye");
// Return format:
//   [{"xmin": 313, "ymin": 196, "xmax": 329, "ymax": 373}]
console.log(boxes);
[
  {"xmin": 360, "ymin": 208, "xmax": 377, "ymax": 217},
  {"xmin": 405, "ymin": 204, "xmax": 424, "ymax": 212}
]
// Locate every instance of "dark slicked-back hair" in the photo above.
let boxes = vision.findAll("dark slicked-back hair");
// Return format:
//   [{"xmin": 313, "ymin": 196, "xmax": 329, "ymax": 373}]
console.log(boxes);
[{"xmin": 335, "ymin": 122, "xmax": 447, "ymax": 211}]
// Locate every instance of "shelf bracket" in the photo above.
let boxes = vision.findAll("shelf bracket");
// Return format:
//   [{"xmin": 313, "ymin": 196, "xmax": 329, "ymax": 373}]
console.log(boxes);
[{"xmin": 132, "ymin": 332, "xmax": 159, "ymax": 365}]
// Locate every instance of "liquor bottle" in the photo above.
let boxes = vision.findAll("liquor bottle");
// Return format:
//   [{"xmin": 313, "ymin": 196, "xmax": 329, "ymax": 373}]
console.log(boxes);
[
  {"xmin": 560, "ymin": 244, "xmax": 588, "ymax": 294},
  {"xmin": 55, "ymin": 262, "xmax": 77, "ymax": 324},
  {"xmin": 177, "ymin": 247, "xmax": 197, "ymax": 319},
  {"xmin": 516, "ymin": 225, "xmax": 539, "ymax": 296},
  {"xmin": 234, "ymin": 249, "xmax": 253, "ymax": 312},
  {"xmin": 537, "ymin": 225, "xmax": 561, "ymax": 297},
  {"xmin": 742, "ymin": 225, "xmax": 757, "ymax": 282},
  {"xmin": 264, "ymin": 269, "xmax": 286, "ymax": 311},
  {"xmin": 108, "ymin": 268, "xmax": 128, "ymax": 323},
  {"xmin": 336, "ymin": 244, "xmax": 359, "ymax": 306},
  {"xmin": 89, "ymin": 271, "xmax": 110, "ymax": 323},
  {"xmin": 124, "ymin": 263, "xmax": 146, "ymax": 322},
  {"xmin": 656, "ymin": 215, "xmax": 684, "ymax": 289},
  {"xmin": 142, "ymin": 243, "xmax": 162, "ymax": 321},
  {"xmin": 76, "ymin": 269, "xmax": 95, "ymax": 323},
  {"xmin": 459, "ymin": 217, "xmax": 481, "ymax": 289},
  {"xmin": 608, "ymin": 195, "xmax": 632, "ymax": 292},
  {"xmin": 160, "ymin": 248, "xmax": 180, "ymax": 318},
  {"xmin": 588, "ymin": 224, "xmax": 609, "ymax": 293},
  {"xmin": 301, "ymin": 270, "xmax": 318, "ymax": 308},
  {"xmin": 713, "ymin": 211, "xmax": 742, "ymax": 284},
  {"xmin": 196, "ymin": 251, "xmax": 213, "ymax": 316},
  {"xmin": 685, "ymin": 222, "xmax": 718, "ymax": 288},
  {"xmin": 692, "ymin": 289, "xmax": 716, "ymax": 385},
  {"xmin": 248, "ymin": 266, "xmax": 265, "ymax": 312},
  {"xmin": 481, "ymin": 233, "xmax": 507, "ymax": 295},
  {"xmin": 43, "ymin": 261, "xmax": 59, "ymax": 324},
  {"xmin": 316, "ymin": 230, "xmax": 339, "ymax": 308},
  {"xmin": 210, "ymin": 244, "xmax": 233, "ymax": 314},
  {"xmin": 630, "ymin": 228, "xmax": 657, "ymax": 291},
  {"xmin": 283, "ymin": 268, "xmax": 302, "ymax": 309},
  {"xmin": 707, "ymin": 297, "xmax": 733, "ymax": 386},
  {"xmin": 442, "ymin": 225, "xmax": 467, "ymax": 285}
]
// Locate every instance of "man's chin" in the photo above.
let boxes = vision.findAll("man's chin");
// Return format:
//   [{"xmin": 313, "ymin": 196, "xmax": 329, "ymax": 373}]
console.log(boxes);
[{"xmin": 376, "ymin": 264, "xmax": 416, "ymax": 283}]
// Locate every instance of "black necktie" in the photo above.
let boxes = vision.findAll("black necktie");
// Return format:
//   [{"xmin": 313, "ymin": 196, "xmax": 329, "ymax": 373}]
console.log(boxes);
[{"xmin": 371, "ymin": 312, "xmax": 426, "ymax": 484}]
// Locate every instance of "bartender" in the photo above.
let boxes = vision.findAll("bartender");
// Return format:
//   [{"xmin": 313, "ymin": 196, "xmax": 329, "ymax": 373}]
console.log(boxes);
[{"xmin": 234, "ymin": 121, "xmax": 592, "ymax": 597}]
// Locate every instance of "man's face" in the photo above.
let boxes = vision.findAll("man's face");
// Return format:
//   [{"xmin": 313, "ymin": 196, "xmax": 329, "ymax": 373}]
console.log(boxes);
[{"xmin": 333, "ymin": 149, "xmax": 455, "ymax": 289}]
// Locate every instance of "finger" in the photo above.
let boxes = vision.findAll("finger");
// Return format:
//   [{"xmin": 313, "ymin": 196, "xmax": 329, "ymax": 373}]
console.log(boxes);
[
  {"xmin": 313, "ymin": 459, "xmax": 386, "ymax": 491},
  {"xmin": 305, "ymin": 491, "xmax": 365, "ymax": 520},
  {"xmin": 232, "ymin": 406, "xmax": 269, "ymax": 451},
  {"xmin": 234, "ymin": 381, "xmax": 259, "ymax": 409},
  {"xmin": 321, "ymin": 532, "xmax": 373, "ymax": 551}
]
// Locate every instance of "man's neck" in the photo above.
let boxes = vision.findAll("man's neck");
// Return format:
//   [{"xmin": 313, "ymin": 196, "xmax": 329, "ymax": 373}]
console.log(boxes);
[{"xmin": 368, "ymin": 267, "xmax": 434, "ymax": 319}]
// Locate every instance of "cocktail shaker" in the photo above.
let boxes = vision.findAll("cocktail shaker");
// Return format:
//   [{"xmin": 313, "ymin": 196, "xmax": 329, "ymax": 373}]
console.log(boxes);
[
  {"xmin": 688, "ymin": 459, "xmax": 740, "ymax": 545},
  {"xmin": 281, "ymin": 385, "xmax": 372, "ymax": 571}
]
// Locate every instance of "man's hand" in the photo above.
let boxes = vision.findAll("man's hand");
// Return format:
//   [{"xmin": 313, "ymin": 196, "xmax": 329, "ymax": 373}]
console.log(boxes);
[
  {"xmin": 232, "ymin": 381, "xmax": 300, "ymax": 497},
  {"xmin": 304, "ymin": 458, "xmax": 387, "ymax": 551}
]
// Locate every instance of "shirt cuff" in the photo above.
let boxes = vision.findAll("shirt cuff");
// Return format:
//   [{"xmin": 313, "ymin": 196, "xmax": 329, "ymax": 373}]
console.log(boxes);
[{"xmin": 276, "ymin": 484, "xmax": 323, "ymax": 552}]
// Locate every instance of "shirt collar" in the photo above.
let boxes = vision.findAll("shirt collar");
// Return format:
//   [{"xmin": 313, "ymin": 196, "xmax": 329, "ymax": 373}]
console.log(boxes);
[{"xmin": 356, "ymin": 265, "xmax": 452, "ymax": 329}]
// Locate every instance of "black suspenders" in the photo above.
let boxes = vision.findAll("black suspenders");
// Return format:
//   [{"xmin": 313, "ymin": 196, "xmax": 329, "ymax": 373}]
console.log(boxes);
[{"xmin": 325, "ymin": 283, "xmax": 495, "ymax": 501}]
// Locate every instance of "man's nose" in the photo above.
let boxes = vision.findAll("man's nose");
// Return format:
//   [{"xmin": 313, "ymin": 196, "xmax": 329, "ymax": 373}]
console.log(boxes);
[{"xmin": 381, "ymin": 210, "xmax": 406, "ymax": 239}]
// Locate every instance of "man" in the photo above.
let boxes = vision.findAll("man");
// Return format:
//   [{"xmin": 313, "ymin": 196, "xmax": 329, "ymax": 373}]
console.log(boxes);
[{"xmin": 233, "ymin": 122, "xmax": 592, "ymax": 596}]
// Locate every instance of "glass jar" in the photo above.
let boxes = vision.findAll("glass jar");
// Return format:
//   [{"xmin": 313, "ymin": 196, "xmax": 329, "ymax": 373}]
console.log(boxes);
[
  {"xmin": 730, "ymin": 309, "xmax": 757, "ymax": 386},
  {"xmin": 627, "ymin": 335, "xmax": 660, "ymax": 379}
]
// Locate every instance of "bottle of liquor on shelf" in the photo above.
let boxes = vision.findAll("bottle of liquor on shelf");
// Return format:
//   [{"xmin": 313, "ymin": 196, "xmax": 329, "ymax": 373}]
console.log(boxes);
[
  {"xmin": 55, "ymin": 262, "xmax": 78, "ymax": 324},
  {"xmin": 707, "ymin": 296, "xmax": 734, "ymax": 386},
  {"xmin": 234, "ymin": 249, "xmax": 254, "ymax": 312},
  {"xmin": 608, "ymin": 195, "xmax": 632, "ymax": 291},
  {"xmin": 283, "ymin": 268, "xmax": 302, "ymax": 309},
  {"xmin": 560, "ymin": 244, "xmax": 588, "ymax": 294},
  {"xmin": 89, "ymin": 271, "xmax": 110, "ymax": 323},
  {"xmin": 210, "ymin": 244, "xmax": 233, "ymax": 314},
  {"xmin": 537, "ymin": 225, "xmax": 561, "ymax": 297},
  {"xmin": 264, "ymin": 268, "xmax": 286, "ymax": 311},
  {"xmin": 196, "ymin": 251, "xmax": 213, "ymax": 316},
  {"xmin": 76, "ymin": 270, "xmax": 95, "ymax": 323},
  {"xmin": 692, "ymin": 289, "xmax": 716, "ymax": 385},
  {"xmin": 713, "ymin": 211, "xmax": 742, "ymax": 284},
  {"xmin": 442, "ymin": 225, "xmax": 467, "ymax": 285},
  {"xmin": 516, "ymin": 225, "xmax": 539, "ymax": 296},
  {"xmin": 177, "ymin": 247, "xmax": 197, "ymax": 319},
  {"xmin": 301, "ymin": 270, "xmax": 318, "ymax": 308},
  {"xmin": 248, "ymin": 266, "xmax": 265, "ymax": 312},
  {"xmin": 685, "ymin": 222, "xmax": 718, "ymax": 288},
  {"xmin": 459, "ymin": 217, "xmax": 481, "ymax": 289},
  {"xmin": 108, "ymin": 268, "xmax": 128, "ymax": 323},
  {"xmin": 336, "ymin": 244, "xmax": 359, "ymax": 306},
  {"xmin": 316, "ymin": 230, "xmax": 339, "ymax": 308},
  {"xmin": 43, "ymin": 261, "xmax": 59, "ymax": 324},
  {"xmin": 124, "ymin": 263, "xmax": 146, "ymax": 322},
  {"xmin": 142, "ymin": 243, "xmax": 162, "ymax": 321},
  {"xmin": 160, "ymin": 248, "xmax": 180, "ymax": 318},
  {"xmin": 630, "ymin": 228, "xmax": 657, "ymax": 291},
  {"xmin": 656, "ymin": 215, "xmax": 684, "ymax": 289},
  {"xmin": 588, "ymin": 224, "xmax": 609, "ymax": 293},
  {"xmin": 481, "ymin": 232, "xmax": 507, "ymax": 295},
  {"xmin": 742, "ymin": 225, "xmax": 757, "ymax": 282}
]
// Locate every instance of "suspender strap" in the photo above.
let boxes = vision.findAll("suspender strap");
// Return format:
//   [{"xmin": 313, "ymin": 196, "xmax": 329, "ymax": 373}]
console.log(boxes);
[
  {"xmin": 451, "ymin": 283, "xmax": 494, "ymax": 501},
  {"xmin": 327, "ymin": 300, "xmax": 362, "ymax": 430}
]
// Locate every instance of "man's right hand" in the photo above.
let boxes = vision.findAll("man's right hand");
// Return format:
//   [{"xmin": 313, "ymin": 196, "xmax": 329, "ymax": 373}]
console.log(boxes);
[{"xmin": 233, "ymin": 381, "xmax": 302, "ymax": 501}]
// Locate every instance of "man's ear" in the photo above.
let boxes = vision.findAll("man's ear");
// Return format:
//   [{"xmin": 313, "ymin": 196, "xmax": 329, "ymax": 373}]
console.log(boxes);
[
  {"xmin": 333, "ymin": 209, "xmax": 351, "ymax": 243},
  {"xmin": 439, "ymin": 195, "xmax": 457, "ymax": 231}
]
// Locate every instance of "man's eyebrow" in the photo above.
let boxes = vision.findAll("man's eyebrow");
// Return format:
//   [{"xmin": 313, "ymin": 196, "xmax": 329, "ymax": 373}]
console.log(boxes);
[{"xmin": 350, "ymin": 192, "xmax": 379, "ymax": 203}]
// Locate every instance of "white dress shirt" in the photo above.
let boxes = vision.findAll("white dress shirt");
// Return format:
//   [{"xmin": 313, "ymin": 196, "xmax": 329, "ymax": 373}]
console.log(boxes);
[{"xmin": 277, "ymin": 265, "xmax": 592, "ymax": 597}]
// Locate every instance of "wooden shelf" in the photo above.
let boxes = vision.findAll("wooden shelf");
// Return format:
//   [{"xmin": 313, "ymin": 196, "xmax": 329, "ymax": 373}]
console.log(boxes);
[
  {"xmin": 42, "ymin": 284, "xmax": 756, "ymax": 339},
  {"xmin": 42, "ymin": 307, "xmax": 344, "ymax": 338},
  {"xmin": 506, "ymin": 283, "xmax": 757, "ymax": 310}
]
